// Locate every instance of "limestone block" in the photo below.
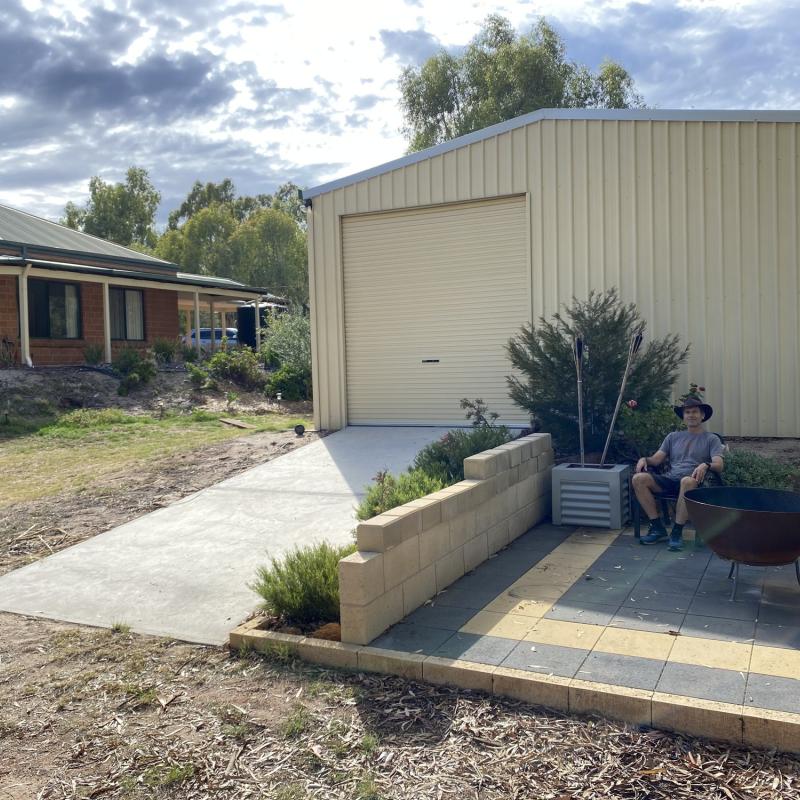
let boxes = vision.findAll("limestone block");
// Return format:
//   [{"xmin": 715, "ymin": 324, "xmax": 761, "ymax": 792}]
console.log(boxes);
[
  {"xmin": 470, "ymin": 478, "xmax": 495, "ymax": 506},
  {"xmin": 493, "ymin": 666, "xmax": 570, "ymax": 712},
  {"xmin": 518, "ymin": 458, "xmax": 536, "ymax": 480},
  {"xmin": 356, "ymin": 505, "xmax": 421, "ymax": 552},
  {"xmin": 435, "ymin": 547, "xmax": 465, "ymax": 591},
  {"xmin": 383, "ymin": 535, "xmax": 420, "ymax": 591},
  {"xmin": 441, "ymin": 482, "xmax": 477, "ymax": 520},
  {"xmin": 569, "ymin": 679, "xmax": 652, "ymax": 728},
  {"xmin": 403, "ymin": 495, "xmax": 442, "ymax": 531},
  {"xmin": 516, "ymin": 475, "xmax": 537, "ymax": 508},
  {"xmin": 340, "ymin": 585, "xmax": 403, "ymax": 645},
  {"xmin": 494, "ymin": 469, "xmax": 510, "ymax": 494},
  {"xmin": 402, "ymin": 564, "xmax": 436, "ymax": 615},
  {"xmin": 476, "ymin": 495, "xmax": 500, "ymax": 533},
  {"xmin": 358, "ymin": 647, "xmax": 426, "ymax": 680},
  {"xmin": 464, "ymin": 531, "xmax": 489, "ymax": 572},
  {"xmin": 741, "ymin": 707, "xmax": 800, "ymax": 755},
  {"xmin": 651, "ymin": 693, "xmax": 743, "ymax": 747},
  {"xmin": 525, "ymin": 433, "xmax": 552, "ymax": 457},
  {"xmin": 517, "ymin": 440, "xmax": 533, "ymax": 461},
  {"xmin": 504, "ymin": 442, "xmax": 524, "ymax": 467},
  {"xmin": 508, "ymin": 507, "xmax": 529, "ymax": 540},
  {"xmin": 507, "ymin": 464, "xmax": 520, "ymax": 486},
  {"xmin": 487, "ymin": 519, "xmax": 510, "ymax": 554},
  {"xmin": 538, "ymin": 449, "xmax": 555, "ymax": 470},
  {"xmin": 464, "ymin": 452, "xmax": 498, "ymax": 480},
  {"xmin": 297, "ymin": 639, "xmax": 361, "ymax": 670},
  {"xmin": 419, "ymin": 521, "xmax": 451, "ymax": 566},
  {"xmin": 449, "ymin": 510, "xmax": 477, "ymax": 549},
  {"xmin": 423, "ymin": 657, "xmax": 494, "ymax": 693},
  {"xmin": 490, "ymin": 449, "xmax": 511, "ymax": 473},
  {"xmin": 338, "ymin": 551, "xmax": 385, "ymax": 607}
]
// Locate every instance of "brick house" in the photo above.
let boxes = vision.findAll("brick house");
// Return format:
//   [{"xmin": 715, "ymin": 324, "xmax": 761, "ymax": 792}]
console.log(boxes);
[{"xmin": 0, "ymin": 204, "xmax": 266, "ymax": 366}]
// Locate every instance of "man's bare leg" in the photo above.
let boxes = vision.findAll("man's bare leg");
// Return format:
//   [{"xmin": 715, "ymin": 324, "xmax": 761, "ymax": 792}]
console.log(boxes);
[
  {"xmin": 668, "ymin": 476, "xmax": 699, "ymax": 551},
  {"xmin": 632, "ymin": 472, "xmax": 669, "ymax": 543}
]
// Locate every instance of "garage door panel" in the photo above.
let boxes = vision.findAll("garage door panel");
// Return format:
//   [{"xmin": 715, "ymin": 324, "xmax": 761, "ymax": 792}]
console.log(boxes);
[{"xmin": 343, "ymin": 196, "xmax": 530, "ymax": 426}]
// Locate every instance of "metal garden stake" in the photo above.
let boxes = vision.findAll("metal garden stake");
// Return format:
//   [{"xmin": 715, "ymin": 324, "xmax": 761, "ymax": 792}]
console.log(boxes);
[
  {"xmin": 572, "ymin": 335, "xmax": 586, "ymax": 467},
  {"xmin": 600, "ymin": 329, "xmax": 644, "ymax": 465}
]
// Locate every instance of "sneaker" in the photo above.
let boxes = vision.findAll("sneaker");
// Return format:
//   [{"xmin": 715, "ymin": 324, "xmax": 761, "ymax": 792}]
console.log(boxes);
[
  {"xmin": 640, "ymin": 521, "xmax": 667, "ymax": 545},
  {"xmin": 668, "ymin": 532, "xmax": 684, "ymax": 551}
]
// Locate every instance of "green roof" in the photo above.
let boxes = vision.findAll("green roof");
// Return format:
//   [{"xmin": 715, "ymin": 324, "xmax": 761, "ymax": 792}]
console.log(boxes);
[{"xmin": 0, "ymin": 203, "xmax": 175, "ymax": 269}]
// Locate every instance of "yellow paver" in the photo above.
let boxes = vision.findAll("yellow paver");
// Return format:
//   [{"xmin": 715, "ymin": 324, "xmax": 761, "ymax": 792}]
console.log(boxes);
[
  {"xmin": 669, "ymin": 636, "xmax": 753, "ymax": 672},
  {"xmin": 460, "ymin": 610, "xmax": 538, "ymax": 638},
  {"xmin": 483, "ymin": 594, "xmax": 552, "ymax": 617},
  {"xmin": 524, "ymin": 618, "xmax": 605, "ymax": 649},
  {"xmin": 750, "ymin": 645, "xmax": 800, "ymax": 681},
  {"xmin": 594, "ymin": 627, "xmax": 676, "ymax": 660}
]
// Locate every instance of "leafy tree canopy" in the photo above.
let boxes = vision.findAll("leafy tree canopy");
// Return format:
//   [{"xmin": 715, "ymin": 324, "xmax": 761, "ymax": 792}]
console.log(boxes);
[
  {"xmin": 63, "ymin": 166, "xmax": 161, "ymax": 249},
  {"xmin": 400, "ymin": 14, "xmax": 644, "ymax": 152}
]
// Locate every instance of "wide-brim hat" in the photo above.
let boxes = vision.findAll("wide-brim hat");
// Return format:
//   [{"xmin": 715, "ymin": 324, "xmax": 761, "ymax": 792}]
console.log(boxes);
[{"xmin": 674, "ymin": 396, "xmax": 713, "ymax": 421}]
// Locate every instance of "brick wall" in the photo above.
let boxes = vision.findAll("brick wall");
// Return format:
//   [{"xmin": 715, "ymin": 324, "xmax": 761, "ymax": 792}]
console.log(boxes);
[
  {"xmin": 339, "ymin": 433, "xmax": 555, "ymax": 645},
  {"xmin": 14, "ymin": 280, "xmax": 180, "ymax": 366},
  {"xmin": 0, "ymin": 276, "xmax": 20, "ymax": 362}
]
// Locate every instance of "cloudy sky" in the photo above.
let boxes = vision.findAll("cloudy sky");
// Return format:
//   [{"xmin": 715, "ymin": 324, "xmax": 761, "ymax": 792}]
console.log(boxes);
[{"xmin": 1, "ymin": 0, "xmax": 797, "ymax": 226}]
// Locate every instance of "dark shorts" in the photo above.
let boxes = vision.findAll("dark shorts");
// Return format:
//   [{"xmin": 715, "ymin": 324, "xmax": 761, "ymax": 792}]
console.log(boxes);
[{"xmin": 652, "ymin": 475, "xmax": 682, "ymax": 495}]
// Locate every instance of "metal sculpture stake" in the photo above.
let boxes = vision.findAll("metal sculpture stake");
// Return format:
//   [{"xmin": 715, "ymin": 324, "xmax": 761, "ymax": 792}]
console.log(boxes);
[
  {"xmin": 572, "ymin": 335, "xmax": 586, "ymax": 467},
  {"xmin": 601, "ymin": 329, "xmax": 644, "ymax": 465}
]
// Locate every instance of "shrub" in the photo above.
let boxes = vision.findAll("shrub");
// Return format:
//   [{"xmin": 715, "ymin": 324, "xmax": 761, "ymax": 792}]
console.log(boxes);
[
  {"xmin": 356, "ymin": 469, "xmax": 446, "ymax": 521},
  {"xmin": 112, "ymin": 348, "xmax": 157, "ymax": 396},
  {"xmin": 267, "ymin": 364, "xmax": 311, "ymax": 401},
  {"xmin": 83, "ymin": 343, "xmax": 104, "ymax": 365},
  {"xmin": 614, "ymin": 402, "xmax": 684, "ymax": 461},
  {"xmin": 49, "ymin": 408, "xmax": 138, "ymax": 429},
  {"xmin": 413, "ymin": 426, "xmax": 513, "ymax": 483},
  {"xmin": 250, "ymin": 541, "xmax": 357, "ymax": 626},
  {"xmin": 506, "ymin": 288, "xmax": 689, "ymax": 454},
  {"xmin": 187, "ymin": 363, "xmax": 210, "ymax": 389},
  {"xmin": 206, "ymin": 348, "xmax": 266, "ymax": 391},
  {"xmin": 723, "ymin": 450, "xmax": 799, "ymax": 491},
  {"xmin": 180, "ymin": 343, "xmax": 198, "ymax": 363},
  {"xmin": 152, "ymin": 337, "xmax": 179, "ymax": 364}
]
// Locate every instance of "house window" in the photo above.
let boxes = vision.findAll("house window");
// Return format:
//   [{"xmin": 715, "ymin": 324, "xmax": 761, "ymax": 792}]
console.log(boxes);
[
  {"xmin": 110, "ymin": 288, "xmax": 144, "ymax": 341},
  {"xmin": 28, "ymin": 279, "xmax": 81, "ymax": 339}
]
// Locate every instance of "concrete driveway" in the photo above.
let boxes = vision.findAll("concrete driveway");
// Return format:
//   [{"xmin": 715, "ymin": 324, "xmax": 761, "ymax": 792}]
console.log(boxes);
[{"xmin": 0, "ymin": 426, "xmax": 449, "ymax": 645}]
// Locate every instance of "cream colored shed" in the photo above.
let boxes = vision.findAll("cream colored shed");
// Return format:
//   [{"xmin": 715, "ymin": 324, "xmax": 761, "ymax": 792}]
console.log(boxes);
[{"xmin": 304, "ymin": 109, "xmax": 800, "ymax": 437}]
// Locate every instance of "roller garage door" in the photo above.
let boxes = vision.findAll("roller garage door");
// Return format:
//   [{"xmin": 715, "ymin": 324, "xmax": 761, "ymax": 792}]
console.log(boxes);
[{"xmin": 342, "ymin": 196, "xmax": 531, "ymax": 425}]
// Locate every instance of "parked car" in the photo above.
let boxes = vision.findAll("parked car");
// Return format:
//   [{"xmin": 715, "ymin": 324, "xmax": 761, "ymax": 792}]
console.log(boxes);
[{"xmin": 183, "ymin": 327, "xmax": 238, "ymax": 350}]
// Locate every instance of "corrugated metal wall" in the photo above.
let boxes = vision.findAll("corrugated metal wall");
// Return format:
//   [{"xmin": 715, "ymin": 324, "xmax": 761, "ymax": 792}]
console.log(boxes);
[{"xmin": 309, "ymin": 118, "xmax": 800, "ymax": 436}]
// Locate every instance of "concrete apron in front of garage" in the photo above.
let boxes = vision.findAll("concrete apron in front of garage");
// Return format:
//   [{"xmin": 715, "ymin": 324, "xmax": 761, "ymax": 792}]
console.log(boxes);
[
  {"xmin": 0, "ymin": 426, "xmax": 449, "ymax": 645},
  {"xmin": 233, "ymin": 522, "xmax": 800, "ymax": 753}
]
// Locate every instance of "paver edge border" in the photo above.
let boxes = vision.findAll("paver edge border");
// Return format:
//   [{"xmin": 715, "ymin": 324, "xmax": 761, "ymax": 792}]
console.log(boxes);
[{"xmin": 229, "ymin": 621, "xmax": 800, "ymax": 755}]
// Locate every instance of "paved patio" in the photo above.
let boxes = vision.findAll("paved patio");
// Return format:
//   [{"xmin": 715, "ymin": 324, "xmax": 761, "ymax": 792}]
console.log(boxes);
[{"xmin": 370, "ymin": 524, "xmax": 800, "ymax": 720}]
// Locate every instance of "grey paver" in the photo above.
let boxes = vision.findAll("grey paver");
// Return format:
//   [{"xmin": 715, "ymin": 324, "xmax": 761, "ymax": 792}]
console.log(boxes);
[
  {"xmin": 745, "ymin": 673, "xmax": 800, "ymax": 714},
  {"xmin": 405, "ymin": 604, "xmax": 476, "ymax": 631},
  {"xmin": 432, "ymin": 587, "xmax": 502, "ymax": 611},
  {"xmin": 688, "ymin": 595, "xmax": 760, "ymax": 622},
  {"xmin": 371, "ymin": 623, "xmax": 454, "ymax": 654},
  {"xmin": 635, "ymin": 573, "xmax": 702, "ymax": 595},
  {"xmin": 609, "ymin": 607, "xmax": 685, "ymax": 634},
  {"xmin": 658, "ymin": 662, "xmax": 747, "ymax": 704},
  {"xmin": 754, "ymin": 623, "xmax": 800, "ymax": 650},
  {"xmin": 433, "ymin": 632, "xmax": 517, "ymax": 665},
  {"xmin": 758, "ymin": 602, "xmax": 800, "ymax": 626},
  {"xmin": 545, "ymin": 601, "xmax": 620, "ymax": 626},
  {"xmin": 559, "ymin": 583, "xmax": 633, "ymax": 605},
  {"xmin": 501, "ymin": 640, "xmax": 589, "ymax": 678},
  {"xmin": 576, "ymin": 651, "xmax": 665, "ymax": 691},
  {"xmin": 622, "ymin": 591, "xmax": 693, "ymax": 613},
  {"xmin": 680, "ymin": 614, "xmax": 755, "ymax": 643},
  {"xmin": 454, "ymin": 570, "xmax": 524, "ymax": 596}
]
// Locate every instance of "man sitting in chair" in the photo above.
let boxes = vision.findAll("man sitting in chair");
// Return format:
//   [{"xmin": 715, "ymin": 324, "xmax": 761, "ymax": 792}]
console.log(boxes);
[{"xmin": 632, "ymin": 397, "xmax": 725, "ymax": 551}]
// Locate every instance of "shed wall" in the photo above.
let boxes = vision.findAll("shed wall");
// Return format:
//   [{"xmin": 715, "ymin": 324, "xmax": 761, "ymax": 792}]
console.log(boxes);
[{"xmin": 309, "ymin": 119, "xmax": 800, "ymax": 436}]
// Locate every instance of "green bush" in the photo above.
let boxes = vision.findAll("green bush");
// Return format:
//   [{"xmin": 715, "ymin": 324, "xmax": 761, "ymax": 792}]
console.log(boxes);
[
  {"xmin": 262, "ymin": 311, "xmax": 311, "ymax": 374},
  {"xmin": 250, "ymin": 541, "xmax": 357, "ymax": 626},
  {"xmin": 83, "ymin": 343, "xmax": 104, "ymax": 365},
  {"xmin": 267, "ymin": 364, "xmax": 311, "ymax": 401},
  {"xmin": 615, "ymin": 403, "xmax": 684, "ymax": 460},
  {"xmin": 49, "ymin": 408, "xmax": 139, "ymax": 429},
  {"xmin": 413, "ymin": 426, "xmax": 513, "ymax": 483},
  {"xmin": 112, "ymin": 348, "xmax": 157, "ymax": 396},
  {"xmin": 206, "ymin": 348, "xmax": 266, "ymax": 391},
  {"xmin": 187, "ymin": 363, "xmax": 212, "ymax": 389},
  {"xmin": 152, "ymin": 337, "xmax": 179, "ymax": 364},
  {"xmin": 723, "ymin": 450, "xmax": 799, "ymax": 491},
  {"xmin": 506, "ymin": 288, "xmax": 689, "ymax": 454},
  {"xmin": 356, "ymin": 469, "xmax": 446, "ymax": 521},
  {"xmin": 181, "ymin": 343, "xmax": 198, "ymax": 363}
]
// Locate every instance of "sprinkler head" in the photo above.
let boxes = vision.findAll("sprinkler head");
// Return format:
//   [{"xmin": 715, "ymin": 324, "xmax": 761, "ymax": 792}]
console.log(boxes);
[{"xmin": 294, "ymin": 424, "xmax": 305, "ymax": 437}]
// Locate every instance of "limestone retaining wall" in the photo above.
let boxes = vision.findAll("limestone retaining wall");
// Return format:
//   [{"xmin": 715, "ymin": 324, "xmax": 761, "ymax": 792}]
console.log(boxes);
[{"xmin": 339, "ymin": 433, "xmax": 554, "ymax": 645}]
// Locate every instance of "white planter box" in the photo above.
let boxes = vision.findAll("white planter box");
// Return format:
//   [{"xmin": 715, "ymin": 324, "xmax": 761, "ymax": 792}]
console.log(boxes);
[{"xmin": 551, "ymin": 463, "xmax": 631, "ymax": 529}]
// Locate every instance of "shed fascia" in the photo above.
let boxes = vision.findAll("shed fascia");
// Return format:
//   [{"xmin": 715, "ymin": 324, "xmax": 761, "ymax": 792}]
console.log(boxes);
[{"xmin": 303, "ymin": 108, "xmax": 800, "ymax": 201}]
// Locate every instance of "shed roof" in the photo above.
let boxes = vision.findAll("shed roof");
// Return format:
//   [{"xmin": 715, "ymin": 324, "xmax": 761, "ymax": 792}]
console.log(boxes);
[
  {"xmin": 303, "ymin": 108, "xmax": 800, "ymax": 200},
  {"xmin": 0, "ymin": 203, "xmax": 176, "ymax": 269}
]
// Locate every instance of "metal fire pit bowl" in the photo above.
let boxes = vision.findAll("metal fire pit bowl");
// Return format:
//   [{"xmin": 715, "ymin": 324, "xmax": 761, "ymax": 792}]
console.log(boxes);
[{"xmin": 685, "ymin": 486, "xmax": 800, "ymax": 600}]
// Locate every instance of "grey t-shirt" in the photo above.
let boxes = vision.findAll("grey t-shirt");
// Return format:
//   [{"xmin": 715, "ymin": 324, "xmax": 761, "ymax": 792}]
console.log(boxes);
[{"xmin": 659, "ymin": 431, "xmax": 725, "ymax": 480}]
